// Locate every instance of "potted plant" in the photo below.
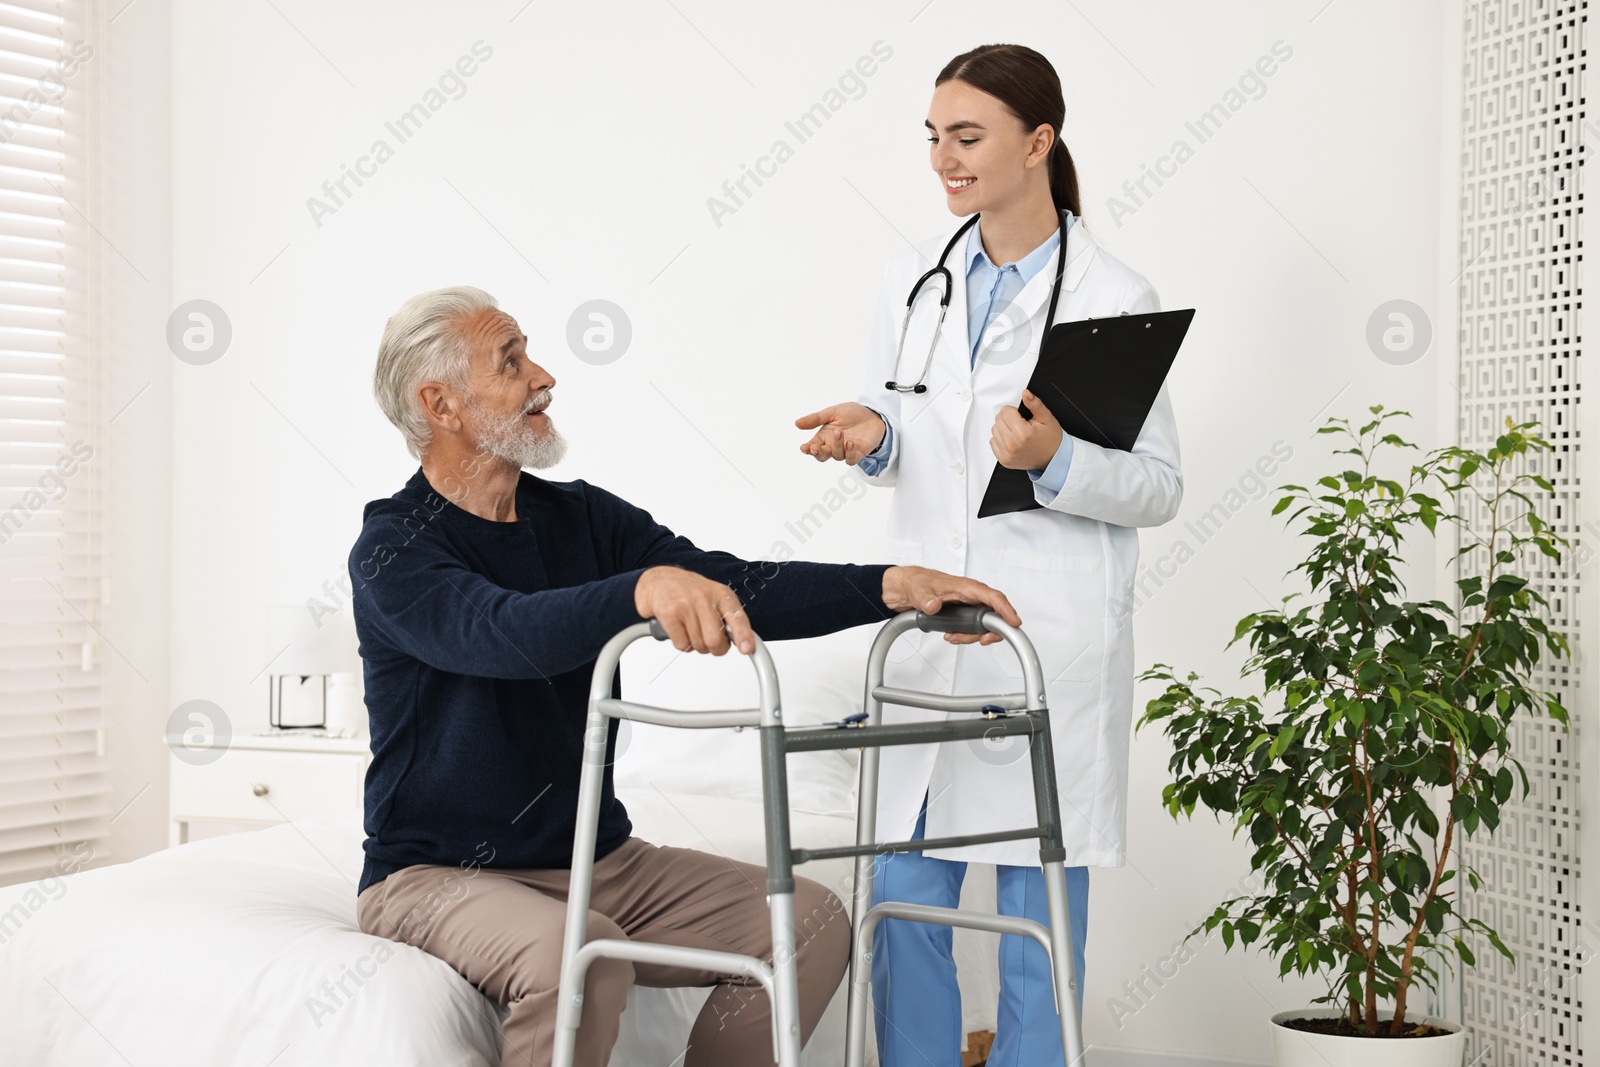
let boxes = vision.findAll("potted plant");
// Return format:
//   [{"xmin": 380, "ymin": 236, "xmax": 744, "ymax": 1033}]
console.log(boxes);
[{"xmin": 1135, "ymin": 406, "xmax": 1571, "ymax": 1066}]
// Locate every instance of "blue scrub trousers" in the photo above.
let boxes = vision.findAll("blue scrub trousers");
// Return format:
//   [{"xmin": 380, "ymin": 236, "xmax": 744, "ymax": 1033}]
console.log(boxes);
[{"xmin": 870, "ymin": 797, "xmax": 1089, "ymax": 1067}]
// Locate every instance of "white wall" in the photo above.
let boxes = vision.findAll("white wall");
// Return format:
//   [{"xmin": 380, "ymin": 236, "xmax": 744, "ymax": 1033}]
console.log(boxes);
[
  {"xmin": 100, "ymin": 0, "xmax": 173, "ymax": 875},
  {"xmin": 150, "ymin": 1, "xmax": 1448, "ymax": 1061}
]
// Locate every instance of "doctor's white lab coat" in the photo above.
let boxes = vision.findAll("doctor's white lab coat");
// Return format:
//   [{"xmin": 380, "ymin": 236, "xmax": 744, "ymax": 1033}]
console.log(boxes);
[{"xmin": 855, "ymin": 216, "xmax": 1182, "ymax": 868}]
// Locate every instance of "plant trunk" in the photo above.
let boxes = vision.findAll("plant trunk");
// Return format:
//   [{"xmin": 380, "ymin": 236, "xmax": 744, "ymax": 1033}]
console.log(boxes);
[
  {"xmin": 1390, "ymin": 807, "xmax": 1456, "ymax": 1034},
  {"xmin": 1345, "ymin": 863, "xmax": 1363, "ymax": 1028},
  {"xmin": 1364, "ymin": 903, "xmax": 1379, "ymax": 1032},
  {"xmin": 1390, "ymin": 977, "xmax": 1411, "ymax": 1035}
]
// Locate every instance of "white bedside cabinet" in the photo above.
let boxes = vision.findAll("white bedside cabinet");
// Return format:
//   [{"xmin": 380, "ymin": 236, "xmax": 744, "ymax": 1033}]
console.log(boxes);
[{"xmin": 168, "ymin": 732, "xmax": 371, "ymax": 846}]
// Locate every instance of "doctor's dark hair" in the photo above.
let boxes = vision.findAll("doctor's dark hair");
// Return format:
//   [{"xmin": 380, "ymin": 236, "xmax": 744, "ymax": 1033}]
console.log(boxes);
[{"xmin": 936, "ymin": 44, "xmax": 1081, "ymax": 216}]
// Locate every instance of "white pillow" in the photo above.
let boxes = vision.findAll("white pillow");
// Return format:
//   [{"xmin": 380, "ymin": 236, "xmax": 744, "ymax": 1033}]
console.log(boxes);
[{"xmin": 613, "ymin": 627, "xmax": 877, "ymax": 815}]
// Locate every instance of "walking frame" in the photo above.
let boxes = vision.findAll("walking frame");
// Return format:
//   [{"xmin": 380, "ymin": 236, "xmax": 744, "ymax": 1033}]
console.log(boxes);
[{"xmin": 551, "ymin": 604, "xmax": 1086, "ymax": 1067}]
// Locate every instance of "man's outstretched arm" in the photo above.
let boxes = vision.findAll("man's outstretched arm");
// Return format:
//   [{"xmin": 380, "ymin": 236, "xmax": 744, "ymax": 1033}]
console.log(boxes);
[{"xmin": 592, "ymin": 485, "xmax": 1020, "ymax": 652}]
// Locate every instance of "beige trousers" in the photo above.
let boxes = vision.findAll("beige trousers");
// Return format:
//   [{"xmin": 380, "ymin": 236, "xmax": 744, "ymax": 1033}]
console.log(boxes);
[{"xmin": 355, "ymin": 837, "xmax": 850, "ymax": 1067}]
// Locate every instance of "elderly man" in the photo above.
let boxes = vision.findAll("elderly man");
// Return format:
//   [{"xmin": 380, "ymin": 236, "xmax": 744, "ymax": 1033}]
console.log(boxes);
[{"xmin": 347, "ymin": 286, "xmax": 1021, "ymax": 1067}]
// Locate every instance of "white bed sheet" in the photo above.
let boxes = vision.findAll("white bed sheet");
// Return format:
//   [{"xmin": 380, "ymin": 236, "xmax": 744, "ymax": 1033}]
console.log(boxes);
[
  {"xmin": 0, "ymin": 788, "xmax": 999, "ymax": 1066},
  {"xmin": 0, "ymin": 810, "xmax": 498, "ymax": 1067}
]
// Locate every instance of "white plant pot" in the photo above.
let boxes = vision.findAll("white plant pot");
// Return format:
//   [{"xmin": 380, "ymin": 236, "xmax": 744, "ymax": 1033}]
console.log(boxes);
[{"xmin": 1271, "ymin": 1007, "xmax": 1466, "ymax": 1067}]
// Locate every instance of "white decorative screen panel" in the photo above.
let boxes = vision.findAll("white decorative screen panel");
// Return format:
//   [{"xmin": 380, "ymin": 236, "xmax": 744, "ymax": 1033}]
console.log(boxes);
[{"xmin": 1459, "ymin": 1, "xmax": 1585, "ymax": 1064}]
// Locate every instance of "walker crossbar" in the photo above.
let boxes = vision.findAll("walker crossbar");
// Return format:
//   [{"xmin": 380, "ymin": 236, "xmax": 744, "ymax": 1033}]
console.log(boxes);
[
  {"xmin": 851, "ymin": 902, "xmax": 1067, "ymax": 1033},
  {"xmin": 857, "ymin": 902, "xmax": 1056, "ymax": 953},
  {"xmin": 594, "ymin": 696, "xmax": 760, "ymax": 730},
  {"xmin": 792, "ymin": 825, "xmax": 1047, "ymax": 864},
  {"xmin": 857, "ymin": 901, "xmax": 1055, "ymax": 963},
  {"xmin": 869, "ymin": 686, "xmax": 1031, "ymax": 713},
  {"xmin": 565, "ymin": 936, "xmax": 778, "ymax": 1001},
  {"xmin": 782, "ymin": 709, "xmax": 1042, "ymax": 752}
]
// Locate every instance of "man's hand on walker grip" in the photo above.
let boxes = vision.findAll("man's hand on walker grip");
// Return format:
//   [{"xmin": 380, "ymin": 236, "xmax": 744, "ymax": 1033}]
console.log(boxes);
[
  {"xmin": 882, "ymin": 566, "xmax": 1022, "ymax": 646},
  {"xmin": 635, "ymin": 566, "xmax": 756, "ymax": 656}
]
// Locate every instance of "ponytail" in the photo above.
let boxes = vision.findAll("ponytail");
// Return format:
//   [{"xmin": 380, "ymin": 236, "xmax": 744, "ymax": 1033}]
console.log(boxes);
[{"xmin": 1047, "ymin": 137, "xmax": 1081, "ymax": 216}]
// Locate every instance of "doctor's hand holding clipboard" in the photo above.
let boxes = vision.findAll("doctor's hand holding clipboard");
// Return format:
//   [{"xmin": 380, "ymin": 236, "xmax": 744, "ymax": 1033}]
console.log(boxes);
[{"xmin": 793, "ymin": 43, "xmax": 1184, "ymax": 1067}]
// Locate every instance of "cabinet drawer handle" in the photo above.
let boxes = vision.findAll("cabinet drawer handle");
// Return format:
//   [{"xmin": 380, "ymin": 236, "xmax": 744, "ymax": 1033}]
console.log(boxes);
[{"xmin": 251, "ymin": 783, "xmax": 270, "ymax": 797}]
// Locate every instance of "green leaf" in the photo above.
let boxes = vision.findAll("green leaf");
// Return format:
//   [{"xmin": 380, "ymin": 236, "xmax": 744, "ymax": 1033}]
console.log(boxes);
[
  {"xmin": 1488, "ymin": 574, "xmax": 1529, "ymax": 600},
  {"xmin": 1425, "ymin": 895, "xmax": 1448, "ymax": 934},
  {"xmin": 1487, "ymin": 929, "xmax": 1515, "ymax": 961}
]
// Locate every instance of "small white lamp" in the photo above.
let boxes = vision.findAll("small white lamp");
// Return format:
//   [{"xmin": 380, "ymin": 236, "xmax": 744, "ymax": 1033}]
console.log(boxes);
[{"xmin": 263, "ymin": 604, "xmax": 361, "ymax": 732}]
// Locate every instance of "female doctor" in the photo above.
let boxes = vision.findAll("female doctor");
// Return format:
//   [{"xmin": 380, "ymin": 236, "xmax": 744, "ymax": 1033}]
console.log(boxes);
[{"xmin": 795, "ymin": 43, "xmax": 1183, "ymax": 1067}]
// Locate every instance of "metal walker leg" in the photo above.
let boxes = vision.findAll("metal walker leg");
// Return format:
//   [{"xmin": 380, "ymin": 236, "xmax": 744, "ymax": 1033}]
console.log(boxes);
[
  {"xmin": 551, "ymin": 619, "xmax": 802, "ymax": 1067},
  {"xmin": 831, "ymin": 606, "xmax": 1088, "ymax": 1067}
]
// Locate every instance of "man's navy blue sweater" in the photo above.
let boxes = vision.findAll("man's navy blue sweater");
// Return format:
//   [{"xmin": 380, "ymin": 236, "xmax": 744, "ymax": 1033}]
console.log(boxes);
[{"xmin": 348, "ymin": 467, "xmax": 895, "ymax": 893}]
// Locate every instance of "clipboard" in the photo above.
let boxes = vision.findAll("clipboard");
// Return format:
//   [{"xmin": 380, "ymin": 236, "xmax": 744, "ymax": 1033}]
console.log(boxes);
[{"xmin": 977, "ymin": 308, "xmax": 1194, "ymax": 518}]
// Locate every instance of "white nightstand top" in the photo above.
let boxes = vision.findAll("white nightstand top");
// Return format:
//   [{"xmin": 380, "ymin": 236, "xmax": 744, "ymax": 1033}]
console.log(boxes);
[{"xmin": 230, "ymin": 731, "xmax": 371, "ymax": 756}]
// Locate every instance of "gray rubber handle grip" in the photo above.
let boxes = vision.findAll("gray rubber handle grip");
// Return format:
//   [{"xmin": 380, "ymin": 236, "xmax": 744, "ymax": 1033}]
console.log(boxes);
[
  {"xmin": 647, "ymin": 618, "xmax": 743, "ymax": 643},
  {"xmin": 914, "ymin": 604, "xmax": 990, "ymax": 635}
]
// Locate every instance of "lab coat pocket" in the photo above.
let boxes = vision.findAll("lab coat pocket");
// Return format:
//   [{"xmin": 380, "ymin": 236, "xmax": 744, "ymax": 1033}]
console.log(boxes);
[{"xmin": 986, "ymin": 551, "xmax": 1108, "ymax": 685}]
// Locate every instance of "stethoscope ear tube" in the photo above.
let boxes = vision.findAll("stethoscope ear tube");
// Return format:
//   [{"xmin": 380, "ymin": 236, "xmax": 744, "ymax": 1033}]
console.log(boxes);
[{"xmin": 906, "ymin": 265, "xmax": 954, "ymax": 310}]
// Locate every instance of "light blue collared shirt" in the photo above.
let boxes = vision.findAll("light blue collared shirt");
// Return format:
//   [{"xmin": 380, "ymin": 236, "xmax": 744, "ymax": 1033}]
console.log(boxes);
[
  {"xmin": 860, "ymin": 214, "xmax": 1075, "ymax": 504},
  {"xmin": 965, "ymin": 218, "xmax": 1061, "ymax": 368}
]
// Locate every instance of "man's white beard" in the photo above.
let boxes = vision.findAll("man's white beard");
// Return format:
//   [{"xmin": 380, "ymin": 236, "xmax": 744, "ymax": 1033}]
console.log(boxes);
[{"xmin": 467, "ymin": 390, "xmax": 568, "ymax": 470}]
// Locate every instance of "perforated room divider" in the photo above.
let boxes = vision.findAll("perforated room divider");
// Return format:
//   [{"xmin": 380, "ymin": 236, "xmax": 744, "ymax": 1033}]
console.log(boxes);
[{"xmin": 1457, "ymin": 3, "xmax": 1587, "ymax": 1062}]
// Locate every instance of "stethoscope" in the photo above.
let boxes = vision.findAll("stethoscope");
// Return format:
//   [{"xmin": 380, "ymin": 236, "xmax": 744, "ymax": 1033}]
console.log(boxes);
[{"xmin": 885, "ymin": 207, "xmax": 1072, "ymax": 394}]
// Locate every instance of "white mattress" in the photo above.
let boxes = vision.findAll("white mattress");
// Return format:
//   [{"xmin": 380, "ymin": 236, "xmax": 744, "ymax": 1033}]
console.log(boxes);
[{"xmin": 0, "ymin": 788, "xmax": 1000, "ymax": 1066}]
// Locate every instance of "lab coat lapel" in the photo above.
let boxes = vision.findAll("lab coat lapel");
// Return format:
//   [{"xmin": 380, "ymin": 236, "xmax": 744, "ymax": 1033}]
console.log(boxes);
[{"xmin": 985, "ymin": 216, "xmax": 1097, "ymax": 343}]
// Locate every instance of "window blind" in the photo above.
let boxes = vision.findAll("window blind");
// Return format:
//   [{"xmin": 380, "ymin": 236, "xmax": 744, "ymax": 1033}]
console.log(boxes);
[{"xmin": 0, "ymin": 0, "xmax": 107, "ymax": 887}]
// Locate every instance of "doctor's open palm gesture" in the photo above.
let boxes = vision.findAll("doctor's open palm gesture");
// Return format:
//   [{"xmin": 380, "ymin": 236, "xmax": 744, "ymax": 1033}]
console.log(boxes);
[
  {"xmin": 795, "ymin": 402, "xmax": 887, "ymax": 465},
  {"xmin": 796, "ymin": 389, "xmax": 1065, "ymax": 472}
]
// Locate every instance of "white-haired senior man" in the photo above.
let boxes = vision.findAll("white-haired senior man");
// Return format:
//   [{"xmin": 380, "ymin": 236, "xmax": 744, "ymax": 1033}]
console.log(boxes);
[{"xmin": 348, "ymin": 286, "xmax": 1022, "ymax": 1067}]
